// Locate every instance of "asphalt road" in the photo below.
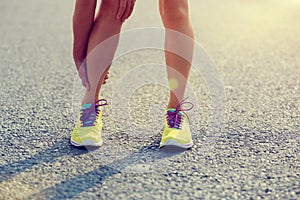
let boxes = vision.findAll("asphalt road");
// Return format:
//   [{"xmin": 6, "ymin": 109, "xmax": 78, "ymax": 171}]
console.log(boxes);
[{"xmin": 0, "ymin": 0, "xmax": 299, "ymax": 199}]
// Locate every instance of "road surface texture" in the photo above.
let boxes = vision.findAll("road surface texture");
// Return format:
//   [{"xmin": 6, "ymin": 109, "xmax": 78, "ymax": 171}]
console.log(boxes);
[{"xmin": 0, "ymin": 0, "xmax": 299, "ymax": 199}]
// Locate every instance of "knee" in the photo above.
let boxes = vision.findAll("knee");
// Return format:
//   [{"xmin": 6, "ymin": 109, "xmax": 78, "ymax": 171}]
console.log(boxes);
[
  {"xmin": 160, "ymin": 0, "xmax": 190, "ymax": 23},
  {"xmin": 99, "ymin": 0, "xmax": 121, "ymax": 21}
]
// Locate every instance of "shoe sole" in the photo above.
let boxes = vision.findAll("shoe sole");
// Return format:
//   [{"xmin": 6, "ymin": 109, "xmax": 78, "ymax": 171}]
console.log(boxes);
[
  {"xmin": 160, "ymin": 140, "xmax": 193, "ymax": 149},
  {"xmin": 70, "ymin": 138, "xmax": 103, "ymax": 147}
]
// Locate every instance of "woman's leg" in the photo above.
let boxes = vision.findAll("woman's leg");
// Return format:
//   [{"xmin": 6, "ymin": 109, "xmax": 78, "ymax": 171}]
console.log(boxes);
[
  {"xmin": 159, "ymin": 0, "xmax": 195, "ymax": 108},
  {"xmin": 82, "ymin": 0, "xmax": 124, "ymax": 105}
]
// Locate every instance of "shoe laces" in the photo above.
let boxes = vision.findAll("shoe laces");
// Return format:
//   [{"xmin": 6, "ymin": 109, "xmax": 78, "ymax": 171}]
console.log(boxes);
[
  {"xmin": 80, "ymin": 99, "xmax": 108, "ymax": 127},
  {"xmin": 166, "ymin": 97, "xmax": 194, "ymax": 129}
]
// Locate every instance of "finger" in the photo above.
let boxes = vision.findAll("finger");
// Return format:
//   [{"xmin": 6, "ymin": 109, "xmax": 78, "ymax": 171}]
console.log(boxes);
[
  {"xmin": 126, "ymin": 0, "xmax": 135, "ymax": 20},
  {"xmin": 103, "ymin": 77, "xmax": 107, "ymax": 84},
  {"xmin": 82, "ymin": 81, "xmax": 90, "ymax": 91},
  {"xmin": 116, "ymin": 0, "xmax": 127, "ymax": 20},
  {"xmin": 122, "ymin": 1, "xmax": 133, "ymax": 22},
  {"xmin": 82, "ymin": 77, "xmax": 90, "ymax": 91},
  {"xmin": 79, "ymin": 68, "xmax": 90, "ymax": 91},
  {"xmin": 85, "ymin": 75, "xmax": 90, "ymax": 90},
  {"xmin": 86, "ymin": 82, "xmax": 90, "ymax": 91},
  {"xmin": 105, "ymin": 71, "xmax": 109, "ymax": 79}
]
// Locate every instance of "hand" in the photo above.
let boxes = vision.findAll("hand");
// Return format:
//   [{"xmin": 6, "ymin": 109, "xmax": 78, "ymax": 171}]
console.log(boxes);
[
  {"xmin": 76, "ymin": 60, "xmax": 110, "ymax": 91},
  {"xmin": 116, "ymin": 0, "xmax": 136, "ymax": 22},
  {"xmin": 103, "ymin": 71, "xmax": 109, "ymax": 84},
  {"xmin": 77, "ymin": 60, "xmax": 90, "ymax": 91}
]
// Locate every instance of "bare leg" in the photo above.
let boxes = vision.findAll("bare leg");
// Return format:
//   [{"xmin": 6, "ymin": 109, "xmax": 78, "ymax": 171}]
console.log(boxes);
[
  {"xmin": 159, "ymin": 0, "xmax": 195, "ymax": 108},
  {"xmin": 82, "ymin": 0, "xmax": 123, "ymax": 105}
]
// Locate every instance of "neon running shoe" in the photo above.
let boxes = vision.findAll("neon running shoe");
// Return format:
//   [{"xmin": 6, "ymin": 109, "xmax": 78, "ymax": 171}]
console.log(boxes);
[
  {"xmin": 70, "ymin": 99, "xmax": 108, "ymax": 147},
  {"xmin": 160, "ymin": 97, "xmax": 194, "ymax": 149}
]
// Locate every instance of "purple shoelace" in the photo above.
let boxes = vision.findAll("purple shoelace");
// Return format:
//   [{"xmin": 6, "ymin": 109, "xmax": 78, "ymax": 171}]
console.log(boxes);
[
  {"xmin": 166, "ymin": 97, "xmax": 194, "ymax": 129},
  {"xmin": 80, "ymin": 99, "xmax": 108, "ymax": 127}
]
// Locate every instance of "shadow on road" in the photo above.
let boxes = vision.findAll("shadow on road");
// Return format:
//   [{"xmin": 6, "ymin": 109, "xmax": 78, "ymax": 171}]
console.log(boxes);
[
  {"xmin": 0, "ymin": 140, "xmax": 89, "ymax": 183},
  {"xmin": 0, "ymin": 136, "xmax": 186, "ymax": 199},
  {"xmin": 40, "ymin": 138, "xmax": 185, "ymax": 199}
]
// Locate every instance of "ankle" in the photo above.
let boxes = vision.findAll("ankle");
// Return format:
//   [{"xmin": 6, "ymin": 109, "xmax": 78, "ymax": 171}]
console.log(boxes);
[
  {"xmin": 167, "ymin": 103, "xmax": 180, "ymax": 110},
  {"xmin": 82, "ymin": 98, "xmax": 96, "ymax": 106}
]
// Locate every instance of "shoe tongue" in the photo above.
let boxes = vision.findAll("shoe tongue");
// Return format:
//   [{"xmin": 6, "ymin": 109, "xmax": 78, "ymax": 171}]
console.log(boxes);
[
  {"xmin": 167, "ymin": 108, "xmax": 176, "ymax": 112},
  {"xmin": 166, "ymin": 108, "xmax": 183, "ymax": 115},
  {"xmin": 82, "ymin": 103, "xmax": 92, "ymax": 109}
]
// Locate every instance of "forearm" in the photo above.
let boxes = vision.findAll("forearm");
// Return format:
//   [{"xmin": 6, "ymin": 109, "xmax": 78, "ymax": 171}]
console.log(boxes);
[{"xmin": 73, "ymin": 0, "xmax": 97, "ymax": 70}]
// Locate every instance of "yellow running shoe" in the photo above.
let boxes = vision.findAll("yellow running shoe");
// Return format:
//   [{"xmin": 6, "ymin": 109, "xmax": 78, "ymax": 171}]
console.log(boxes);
[
  {"xmin": 70, "ymin": 99, "xmax": 108, "ymax": 147},
  {"xmin": 160, "ymin": 98, "xmax": 194, "ymax": 149}
]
